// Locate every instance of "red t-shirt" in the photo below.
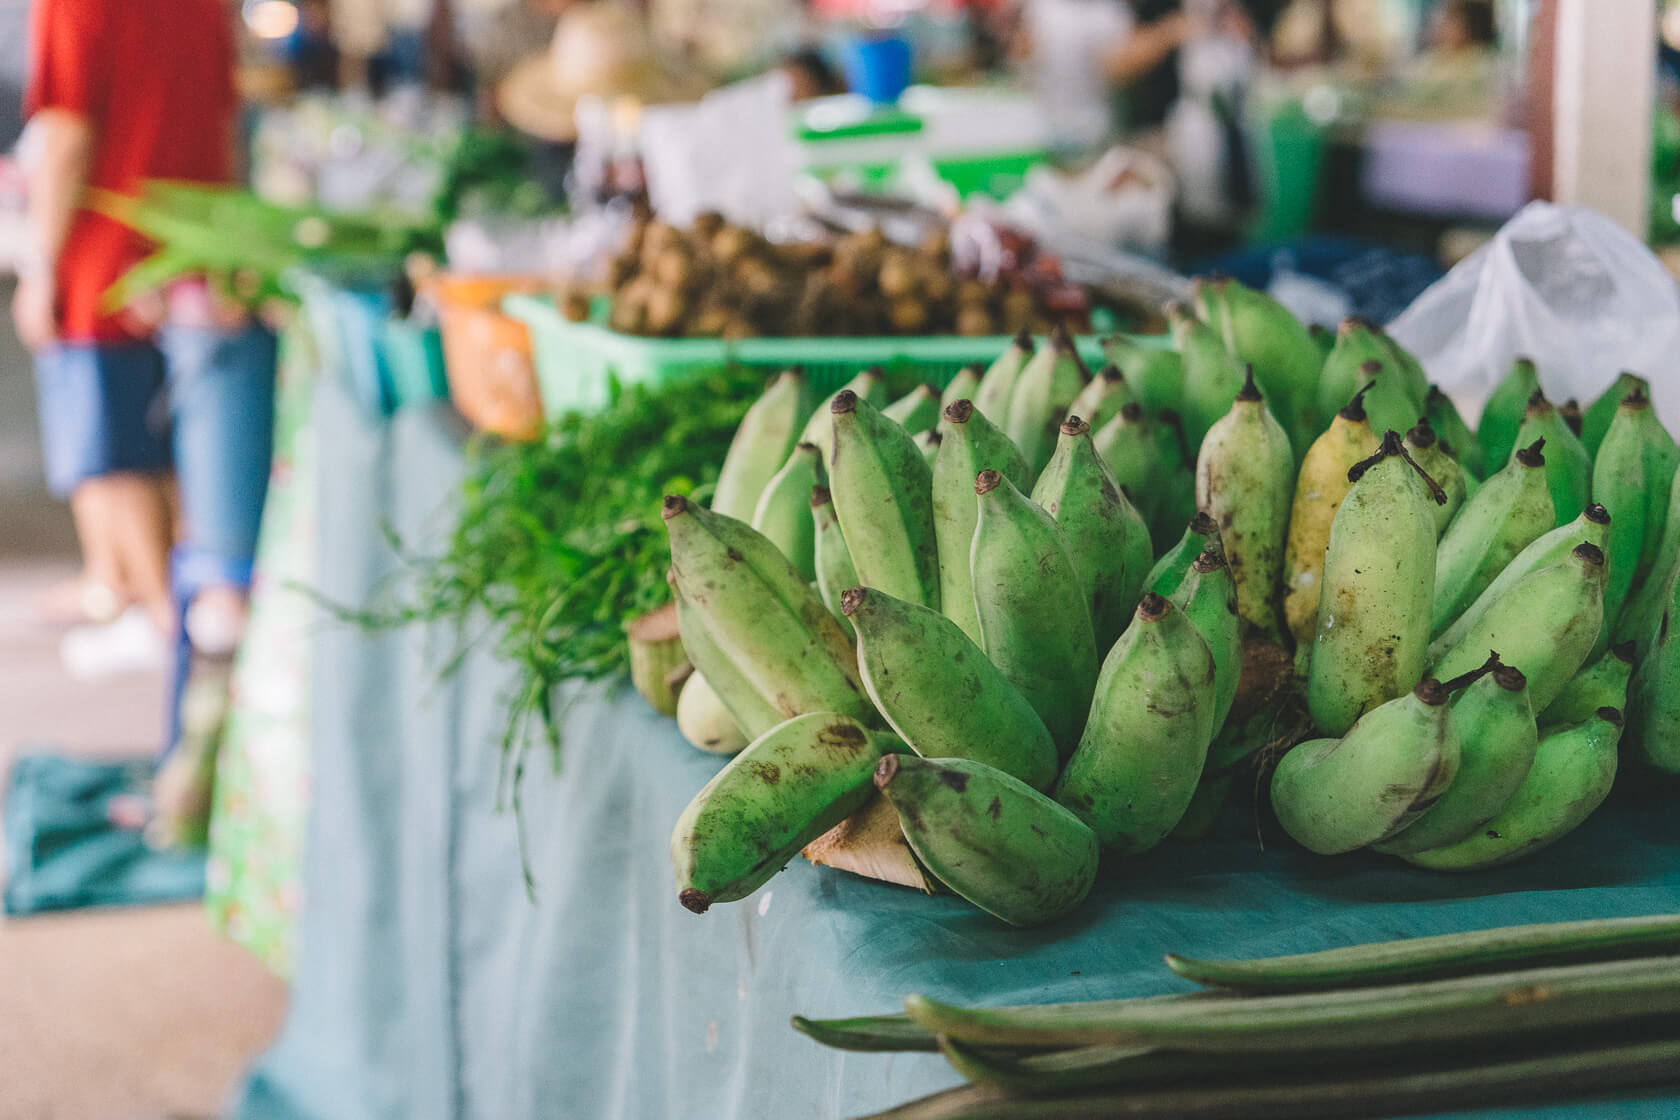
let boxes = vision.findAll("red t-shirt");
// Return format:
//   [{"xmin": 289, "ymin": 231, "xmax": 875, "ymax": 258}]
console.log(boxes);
[{"xmin": 26, "ymin": 0, "xmax": 238, "ymax": 343}]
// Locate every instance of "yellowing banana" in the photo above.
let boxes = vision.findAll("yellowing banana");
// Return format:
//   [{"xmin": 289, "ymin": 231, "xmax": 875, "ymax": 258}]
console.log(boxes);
[
  {"xmin": 675, "ymin": 669, "xmax": 749, "ymax": 755},
  {"xmin": 1283, "ymin": 383, "xmax": 1381, "ymax": 646}
]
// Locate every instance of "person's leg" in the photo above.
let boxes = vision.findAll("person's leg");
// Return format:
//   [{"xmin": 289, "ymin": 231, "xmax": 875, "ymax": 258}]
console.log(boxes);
[
  {"xmin": 149, "ymin": 317, "xmax": 277, "ymax": 846},
  {"xmin": 33, "ymin": 342, "xmax": 175, "ymax": 676}
]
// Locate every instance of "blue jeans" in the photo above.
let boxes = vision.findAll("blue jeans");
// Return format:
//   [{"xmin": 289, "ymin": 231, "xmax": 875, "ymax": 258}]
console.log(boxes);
[
  {"xmin": 159, "ymin": 322, "xmax": 279, "ymax": 757},
  {"xmin": 32, "ymin": 342, "xmax": 173, "ymax": 498}
]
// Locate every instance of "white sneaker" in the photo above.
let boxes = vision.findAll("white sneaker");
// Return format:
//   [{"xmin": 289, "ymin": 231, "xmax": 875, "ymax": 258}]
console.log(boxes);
[{"xmin": 60, "ymin": 606, "xmax": 169, "ymax": 681}]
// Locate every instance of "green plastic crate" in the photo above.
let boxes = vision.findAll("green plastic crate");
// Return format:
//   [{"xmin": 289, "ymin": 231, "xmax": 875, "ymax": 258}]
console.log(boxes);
[{"xmin": 503, "ymin": 293, "xmax": 1111, "ymax": 421}]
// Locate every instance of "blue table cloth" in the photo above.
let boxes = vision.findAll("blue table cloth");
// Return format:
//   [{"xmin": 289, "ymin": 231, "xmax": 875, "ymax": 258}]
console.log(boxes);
[{"xmin": 236, "ymin": 379, "xmax": 1680, "ymax": 1120}]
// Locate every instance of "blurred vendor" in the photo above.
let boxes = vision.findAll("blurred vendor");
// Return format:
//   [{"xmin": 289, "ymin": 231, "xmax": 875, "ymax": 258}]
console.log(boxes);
[{"xmin": 1379, "ymin": 0, "xmax": 1502, "ymax": 119}]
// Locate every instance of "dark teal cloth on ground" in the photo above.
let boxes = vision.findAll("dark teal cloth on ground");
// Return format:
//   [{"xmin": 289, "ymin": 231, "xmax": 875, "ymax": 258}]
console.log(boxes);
[
  {"xmin": 237, "ymin": 381, "xmax": 1680, "ymax": 1120},
  {"xmin": 2, "ymin": 752, "xmax": 205, "ymax": 915}
]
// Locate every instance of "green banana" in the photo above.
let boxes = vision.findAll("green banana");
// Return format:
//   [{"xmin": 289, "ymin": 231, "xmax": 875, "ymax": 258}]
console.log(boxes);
[
  {"xmin": 883, "ymin": 383, "xmax": 943, "ymax": 436},
  {"xmin": 1104, "ymin": 334, "xmax": 1183, "ymax": 415},
  {"xmin": 913, "ymin": 429, "xmax": 941, "ymax": 465},
  {"xmin": 1379, "ymin": 327, "xmax": 1432, "ymax": 409},
  {"xmin": 931, "ymin": 399, "xmax": 1032, "ymax": 644},
  {"xmin": 663, "ymin": 496, "xmax": 872, "ymax": 723},
  {"xmin": 845, "ymin": 587, "xmax": 1058, "ymax": 791},
  {"xmin": 1477, "ymin": 357, "xmax": 1541, "ymax": 469},
  {"xmin": 1541, "ymin": 641, "xmax": 1635, "ymax": 730},
  {"xmin": 750, "ymin": 442, "xmax": 823, "ymax": 581},
  {"xmin": 1629, "ymin": 609, "xmax": 1680, "ymax": 773},
  {"xmin": 1316, "ymin": 319, "xmax": 1423, "ymax": 443},
  {"xmin": 971, "ymin": 469, "xmax": 1100, "ymax": 758},
  {"xmin": 1581, "ymin": 372, "xmax": 1649, "ymax": 459},
  {"xmin": 1430, "ymin": 543, "xmax": 1608, "ymax": 712},
  {"xmin": 1283, "ymin": 383, "xmax": 1381, "ymax": 646},
  {"xmin": 940, "ymin": 364, "xmax": 981, "ymax": 411},
  {"xmin": 671, "ymin": 712, "xmax": 892, "ymax": 912},
  {"xmin": 1006, "ymin": 324, "xmax": 1090, "ymax": 480},
  {"xmin": 1196, "ymin": 368, "xmax": 1295, "ymax": 643},
  {"xmin": 1054, "ymin": 592, "xmax": 1218, "ymax": 854},
  {"xmin": 1591, "ymin": 390, "xmax": 1671, "ymax": 645},
  {"xmin": 1199, "ymin": 276, "xmax": 1324, "ymax": 457},
  {"xmin": 1068, "ymin": 364, "xmax": 1136, "ymax": 433},
  {"xmin": 1147, "ymin": 512, "xmax": 1222, "ymax": 598},
  {"xmin": 1400, "ymin": 422, "xmax": 1465, "ymax": 539},
  {"xmin": 973, "ymin": 330, "xmax": 1034, "ymax": 430},
  {"xmin": 829, "ymin": 389, "xmax": 941, "ymax": 609},
  {"xmin": 799, "ymin": 366, "xmax": 888, "ymax": 468},
  {"xmin": 1428, "ymin": 504, "xmax": 1612, "ymax": 664},
  {"xmin": 1032, "ymin": 417, "xmax": 1150, "ymax": 651},
  {"xmin": 1514, "ymin": 391, "xmax": 1591, "ymax": 526},
  {"xmin": 1403, "ymin": 709, "xmax": 1622, "ymax": 872},
  {"xmin": 674, "ymin": 669, "xmax": 748, "ymax": 755},
  {"xmin": 875, "ymin": 753, "xmax": 1099, "ymax": 927},
  {"xmin": 1617, "ymin": 469, "xmax": 1680, "ymax": 652},
  {"xmin": 669, "ymin": 568, "xmax": 785, "ymax": 741},
  {"xmin": 1171, "ymin": 302, "xmax": 1247, "ymax": 450},
  {"xmin": 1307, "ymin": 431, "xmax": 1445, "ymax": 736},
  {"xmin": 1092, "ymin": 403, "xmax": 1164, "ymax": 529},
  {"xmin": 1426, "ymin": 385, "xmax": 1485, "ymax": 480},
  {"xmin": 810, "ymin": 485, "xmax": 859, "ymax": 639},
  {"xmin": 1271, "ymin": 681, "xmax": 1460, "ymax": 855},
  {"xmin": 712, "ymin": 368, "xmax": 811, "ymax": 519},
  {"xmin": 1169, "ymin": 544, "xmax": 1242, "ymax": 732},
  {"xmin": 1308, "ymin": 323, "xmax": 1335, "ymax": 359},
  {"xmin": 1430, "ymin": 439, "xmax": 1555, "ymax": 635},
  {"xmin": 1373, "ymin": 658, "xmax": 1538, "ymax": 856}
]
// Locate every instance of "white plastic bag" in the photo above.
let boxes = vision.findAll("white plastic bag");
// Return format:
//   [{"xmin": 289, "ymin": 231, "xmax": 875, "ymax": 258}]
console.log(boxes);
[{"xmin": 1388, "ymin": 202, "xmax": 1680, "ymax": 427}]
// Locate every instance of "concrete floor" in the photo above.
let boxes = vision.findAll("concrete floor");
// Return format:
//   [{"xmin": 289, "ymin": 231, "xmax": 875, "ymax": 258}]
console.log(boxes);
[{"xmin": 0, "ymin": 277, "xmax": 288, "ymax": 1119}]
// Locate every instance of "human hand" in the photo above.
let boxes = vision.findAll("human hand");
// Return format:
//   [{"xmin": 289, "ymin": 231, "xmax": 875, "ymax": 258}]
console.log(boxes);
[{"xmin": 11, "ymin": 272, "xmax": 57, "ymax": 350}]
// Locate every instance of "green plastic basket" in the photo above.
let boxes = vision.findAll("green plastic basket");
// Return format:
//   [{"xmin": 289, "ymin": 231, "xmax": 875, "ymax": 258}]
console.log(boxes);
[
  {"xmin": 504, "ymin": 293, "xmax": 1110, "ymax": 421},
  {"xmin": 379, "ymin": 321, "xmax": 449, "ymax": 408}
]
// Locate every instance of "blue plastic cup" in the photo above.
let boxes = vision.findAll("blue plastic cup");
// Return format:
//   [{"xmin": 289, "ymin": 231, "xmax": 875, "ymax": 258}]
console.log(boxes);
[{"xmin": 843, "ymin": 33, "xmax": 912, "ymax": 105}]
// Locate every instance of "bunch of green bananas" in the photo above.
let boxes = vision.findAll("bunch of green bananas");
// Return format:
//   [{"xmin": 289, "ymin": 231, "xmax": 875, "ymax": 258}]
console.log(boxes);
[{"xmin": 657, "ymin": 281, "xmax": 1680, "ymax": 928}]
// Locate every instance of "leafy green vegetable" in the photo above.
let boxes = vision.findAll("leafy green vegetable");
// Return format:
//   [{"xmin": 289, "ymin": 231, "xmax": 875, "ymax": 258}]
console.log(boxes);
[{"xmin": 336, "ymin": 366, "xmax": 765, "ymax": 809}]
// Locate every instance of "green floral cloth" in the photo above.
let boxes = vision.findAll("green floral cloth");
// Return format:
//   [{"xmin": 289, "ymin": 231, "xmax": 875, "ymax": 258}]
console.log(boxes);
[{"xmin": 205, "ymin": 326, "xmax": 320, "ymax": 977}]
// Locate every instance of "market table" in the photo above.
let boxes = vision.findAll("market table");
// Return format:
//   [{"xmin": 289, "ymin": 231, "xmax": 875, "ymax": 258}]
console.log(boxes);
[{"xmin": 233, "ymin": 376, "xmax": 1680, "ymax": 1120}]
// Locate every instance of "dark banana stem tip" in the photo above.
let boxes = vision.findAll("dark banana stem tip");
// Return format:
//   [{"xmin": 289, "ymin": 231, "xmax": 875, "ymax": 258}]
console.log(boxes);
[
  {"xmin": 1348, "ymin": 431, "xmax": 1450, "ymax": 506},
  {"xmin": 1598, "ymin": 707, "xmax": 1626, "ymax": 726},
  {"xmin": 975, "ymin": 470, "xmax": 1004, "ymax": 496},
  {"xmin": 810, "ymin": 485, "xmax": 832, "ymax": 508},
  {"xmin": 1236, "ymin": 365, "xmax": 1262, "ymax": 402},
  {"xmin": 1340, "ymin": 381, "xmax": 1376, "ymax": 423},
  {"xmin": 796, "ymin": 441, "xmax": 819, "ymax": 453},
  {"xmin": 1406, "ymin": 419, "xmax": 1437, "ymax": 448},
  {"xmin": 1014, "ymin": 328, "xmax": 1035, "ymax": 352},
  {"xmin": 1624, "ymin": 388, "xmax": 1651, "ymax": 409},
  {"xmin": 944, "ymin": 399, "xmax": 974, "ymax": 424},
  {"xmin": 866, "ymin": 364, "xmax": 887, "ymax": 377},
  {"xmin": 1413, "ymin": 678, "xmax": 1449, "ymax": 706},
  {"xmin": 1050, "ymin": 322, "xmax": 1074, "ymax": 351},
  {"xmin": 840, "ymin": 587, "xmax": 867, "ymax": 617},
  {"xmin": 962, "ymin": 362, "xmax": 982, "ymax": 376},
  {"xmin": 1526, "ymin": 387, "xmax": 1551, "ymax": 414},
  {"xmin": 1575, "ymin": 543, "xmax": 1607, "ymax": 566},
  {"xmin": 1515, "ymin": 439, "xmax": 1546, "ymax": 467},
  {"xmin": 1100, "ymin": 363, "xmax": 1124, "ymax": 382},
  {"xmin": 1439, "ymin": 651, "xmax": 1503, "ymax": 693},
  {"xmin": 1191, "ymin": 547, "xmax": 1225, "ymax": 574},
  {"xmin": 1492, "ymin": 664, "xmax": 1528, "ymax": 692},
  {"xmin": 832, "ymin": 389, "xmax": 859, "ymax": 414},
  {"xmin": 1586, "ymin": 504, "xmax": 1611, "ymax": 525},
  {"xmin": 680, "ymin": 888, "xmax": 712, "ymax": 914},
  {"xmin": 1138, "ymin": 592, "xmax": 1170, "ymax": 621},
  {"xmin": 923, "ymin": 431, "xmax": 942, "ymax": 447},
  {"xmin": 662, "ymin": 495, "xmax": 690, "ymax": 519},
  {"xmin": 1061, "ymin": 416, "xmax": 1090, "ymax": 438},
  {"xmin": 1120, "ymin": 402, "xmax": 1144, "ymax": 422},
  {"xmin": 1191, "ymin": 511, "xmax": 1219, "ymax": 536}
]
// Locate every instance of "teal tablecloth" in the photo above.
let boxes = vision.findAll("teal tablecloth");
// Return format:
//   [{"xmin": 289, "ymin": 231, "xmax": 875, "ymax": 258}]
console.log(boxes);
[{"xmin": 236, "ymin": 380, "xmax": 1680, "ymax": 1120}]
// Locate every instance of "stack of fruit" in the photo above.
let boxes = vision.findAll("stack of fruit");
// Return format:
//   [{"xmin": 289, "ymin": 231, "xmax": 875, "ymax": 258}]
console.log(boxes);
[{"xmin": 661, "ymin": 278, "xmax": 1680, "ymax": 928}]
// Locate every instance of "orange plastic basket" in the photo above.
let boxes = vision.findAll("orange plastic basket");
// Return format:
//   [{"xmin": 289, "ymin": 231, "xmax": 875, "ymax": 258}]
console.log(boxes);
[{"xmin": 428, "ymin": 274, "xmax": 553, "ymax": 442}]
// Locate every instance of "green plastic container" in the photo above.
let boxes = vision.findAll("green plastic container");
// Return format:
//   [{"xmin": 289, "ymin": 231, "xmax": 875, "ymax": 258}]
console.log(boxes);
[
  {"xmin": 379, "ymin": 322, "xmax": 449, "ymax": 408},
  {"xmin": 503, "ymin": 293, "xmax": 1110, "ymax": 421}
]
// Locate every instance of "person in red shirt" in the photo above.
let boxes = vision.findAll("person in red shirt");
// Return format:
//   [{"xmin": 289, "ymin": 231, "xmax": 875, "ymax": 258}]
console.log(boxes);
[{"xmin": 15, "ymin": 0, "xmax": 279, "ymax": 841}]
